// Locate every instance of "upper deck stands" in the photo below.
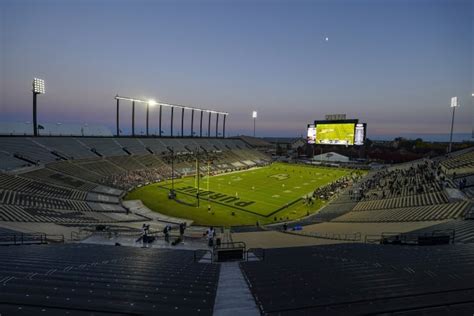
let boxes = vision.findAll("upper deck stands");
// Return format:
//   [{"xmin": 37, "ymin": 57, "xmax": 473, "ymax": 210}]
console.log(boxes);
[
  {"xmin": 79, "ymin": 138, "xmax": 125, "ymax": 157},
  {"xmin": 115, "ymin": 138, "xmax": 150, "ymax": 155},
  {"xmin": 0, "ymin": 152, "xmax": 30, "ymax": 171},
  {"xmin": 34, "ymin": 137, "xmax": 96, "ymax": 159},
  {"xmin": 138, "ymin": 138, "xmax": 169, "ymax": 154},
  {"xmin": 0, "ymin": 138, "xmax": 57, "ymax": 163}
]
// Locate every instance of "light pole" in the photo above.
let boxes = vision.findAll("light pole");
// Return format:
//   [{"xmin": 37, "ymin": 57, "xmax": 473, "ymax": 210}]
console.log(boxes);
[
  {"xmin": 252, "ymin": 111, "xmax": 257, "ymax": 137},
  {"xmin": 116, "ymin": 96, "xmax": 120, "ymax": 136},
  {"xmin": 222, "ymin": 114, "xmax": 226, "ymax": 138},
  {"xmin": 448, "ymin": 96, "xmax": 459, "ymax": 153},
  {"xmin": 32, "ymin": 78, "xmax": 45, "ymax": 137},
  {"xmin": 132, "ymin": 100, "xmax": 136, "ymax": 136}
]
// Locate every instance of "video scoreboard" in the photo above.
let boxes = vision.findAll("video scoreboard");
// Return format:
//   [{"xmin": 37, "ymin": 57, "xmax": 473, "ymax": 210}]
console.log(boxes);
[{"xmin": 307, "ymin": 119, "xmax": 366, "ymax": 146}]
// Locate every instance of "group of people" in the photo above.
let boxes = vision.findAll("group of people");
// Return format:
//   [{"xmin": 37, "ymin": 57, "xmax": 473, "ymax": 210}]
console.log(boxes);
[
  {"xmin": 136, "ymin": 222, "xmax": 188, "ymax": 247},
  {"xmin": 101, "ymin": 165, "xmax": 172, "ymax": 190},
  {"xmin": 312, "ymin": 175, "xmax": 356, "ymax": 201},
  {"xmin": 353, "ymin": 160, "xmax": 444, "ymax": 201}
]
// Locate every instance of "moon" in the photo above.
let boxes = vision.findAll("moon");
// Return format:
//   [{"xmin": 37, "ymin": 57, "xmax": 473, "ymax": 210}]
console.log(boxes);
[{"xmin": 325, "ymin": 37, "xmax": 329, "ymax": 42}]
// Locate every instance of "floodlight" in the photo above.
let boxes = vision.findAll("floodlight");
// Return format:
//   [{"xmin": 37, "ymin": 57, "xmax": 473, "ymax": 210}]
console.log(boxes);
[
  {"xmin": 148, "ymin": 99, "xmax": 157, "ymax": 106},
  {"xmin": 252, "ymin": 111, "xmax": 257, "ymax": 118},
  {"xmin": 450, "ymin": 96, "xmax": 459, "ymax": 108},
  {"xmin": 33, "ymin": 78, "xmax": 45, "ymax": 94}
]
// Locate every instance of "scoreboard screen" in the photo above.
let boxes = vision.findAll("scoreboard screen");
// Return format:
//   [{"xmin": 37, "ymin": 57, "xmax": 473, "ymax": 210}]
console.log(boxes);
[
  {"xmin": 315, "ymin": 122, "xmax": 355, "ymax": 145},
  {"xmin": 309, "ymin": 119, "xmax": 366, "ymax": 146}
]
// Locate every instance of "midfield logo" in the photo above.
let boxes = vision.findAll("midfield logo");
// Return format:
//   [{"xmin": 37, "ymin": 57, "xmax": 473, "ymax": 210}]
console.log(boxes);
[{"xmin": 269, "ymin": 173, "xmax": 289, "ymax": 181}]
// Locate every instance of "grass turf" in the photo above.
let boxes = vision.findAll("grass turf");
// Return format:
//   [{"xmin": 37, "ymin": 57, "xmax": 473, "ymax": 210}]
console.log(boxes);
[{"xmin": 125, "ymin": 162, "xmax": 354, "ymax": 226}]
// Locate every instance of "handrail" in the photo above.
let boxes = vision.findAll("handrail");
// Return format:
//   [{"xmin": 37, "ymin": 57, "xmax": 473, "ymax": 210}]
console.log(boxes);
[
  {"xmin": 0, "ymin": 232, "xmax": 64, "ymax": 246},
  {"xmin": 364, "ymin": 234, "xmax": 382, "ymax": 244},
  {"xmin": 214, "ymin": 241, "xmax": 246, "ymax": 250},
  {"xmin": 369, "ymin": 229, "xmax": 456, "ymax": 245},
  {"xmin": 285, "ymin": 230, "xmax": 362, "ymax": 242}
]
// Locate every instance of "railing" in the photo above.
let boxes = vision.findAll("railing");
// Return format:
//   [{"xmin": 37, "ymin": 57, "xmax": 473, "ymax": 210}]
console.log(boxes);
[
  {"xmin": 286, "ymin": 230, "xmax": 362, "ymax": 242},
  {"xmin": 71, "ymin": 230, "xmax": 94, "ymax": 241},
  {"xmin": 44, "ymin": 234, "xmax": 65, "ymax": 243},
  {"xmin": 0, "ymin": 233, "xmax": 64, "ymax": 246},
  {"xmin": 214, "ymin": 241, "xmax": 246, "ymax": 250},
  {"xmin": 364, "ymin": 234, "xmax": 382, "ymax": 244},
  {"xmin": 365, "ymin": 229, "xmax": 456, "ymax": 245}
]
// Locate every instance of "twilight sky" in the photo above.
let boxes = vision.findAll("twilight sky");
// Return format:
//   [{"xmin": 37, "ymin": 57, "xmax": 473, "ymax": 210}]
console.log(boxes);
[{"xmin": 1, "ymin": 0, "xmax": 472, "ymax": 137}]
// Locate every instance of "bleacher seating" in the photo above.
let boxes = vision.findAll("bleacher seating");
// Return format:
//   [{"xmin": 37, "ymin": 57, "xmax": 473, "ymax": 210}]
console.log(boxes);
[
  {"xmin": 80, "ymin": 137, "xmax": 125, "ymax": 156},
  {"xmin": 34, "ymin": 137, "xmax": 96, "ymax": 159},
  {"xmin": 20, "ymin": 168, "xmax": 98, "ymax": 191},
  {"xmin": 48, "ymin": 160, "xmax": 104, "ymax": 182},
  {"xmin": 76, "ymin": 160, "xmax": 126, "ymax": 176},
  {"xmin": 0, "ymin": 189, "xmax": 91, "ymax": 211},
  {"xmin": 0, "ymin": 173, "xmax": 87, "ymax": 200},
  {"xmin": 107, "ymin": 155, "xmax": 145, "ymax": 171},
  {"xmin": 133, "ymin": 154, "xmax": 167, "ymax": 168},
  {"xmin": 139, "ymin": 138, "xmax": 169, "ymax": 154},
  {"xmin": 115, "ymin": 138, "xmax": 150, "ymax": 154},
  {"xmin": 0, "ymin": 244, "xmax": 220, "ymax": 315},
  {"xmin": 332, "ymin": 201, "xmax": 471, "ymax": 223},
  {"xmin": 0, "ymin": 152, "xmax": 30, "ymax": 171},
  {"xmin": 0, "ymin": 204, "xmax": 118, "ymax": 223},
  {"xmin": 240, "ymin": 243, "xmax": 474, "ymax": 315},
  {"xmin": 441, "ymin": 147, "xmax": 474, "ymax": 176},
  {"xmin": 353, "ymin": 191, "xmax": 449, "ymax": 211},
  {"xmin": 0, "ymin": 137, "xmax": 58, "ymax": 164}
]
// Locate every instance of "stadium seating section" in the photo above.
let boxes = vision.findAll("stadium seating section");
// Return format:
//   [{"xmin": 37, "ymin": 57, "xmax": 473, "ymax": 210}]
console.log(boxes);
[
  {"xmin": 441, "ymin": 147, "xmax": 474, "ymax": 176},
  {"xmin": 0, "ymin": 244, "xmax": 220, "ymax": 315},
  {"xmin": 327, "ymin": 159, "xmax": 472, "ymax": 223},
  {"xmin": 241, "ymin": 243, "xmax": 474, "ymax": 315}
]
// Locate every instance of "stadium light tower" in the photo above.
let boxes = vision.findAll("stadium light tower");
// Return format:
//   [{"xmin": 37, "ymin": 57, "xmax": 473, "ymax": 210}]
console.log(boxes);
[
  {"xmin": 32, "ymin": 78, "xmax": 45, "ymax": 136},
  {"xmin": 252, "ymin": 111, "xmax": 257, "ymax": 137},
  {"xmin": 448, "ymin": 96, "xmax": 459, "ymax": 153}
]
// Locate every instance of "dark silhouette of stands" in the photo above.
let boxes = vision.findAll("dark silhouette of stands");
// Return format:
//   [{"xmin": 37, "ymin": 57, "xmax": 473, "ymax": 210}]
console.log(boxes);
[
  {"xmin": 240, "ymin": 243, "xmax": 474, "ymax": 315},
  {"xmin": 0, "ymin": 244, "xmax": 219, "ymax": 315},
  {"xmin": 409, "ymin": 219, "xmax": 474, "ymax": 243}
]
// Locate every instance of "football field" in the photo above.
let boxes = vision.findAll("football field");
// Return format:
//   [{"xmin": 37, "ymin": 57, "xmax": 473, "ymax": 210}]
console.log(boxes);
[{"xmin": 125, "ymin": 163, "xmax": 354, "ymax": 226}]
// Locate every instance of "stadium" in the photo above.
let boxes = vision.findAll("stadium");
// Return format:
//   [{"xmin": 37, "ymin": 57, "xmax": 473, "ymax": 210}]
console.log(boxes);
[{"xmin": 1, "ymin": 0, "xmax": 474, "ymax": 315}]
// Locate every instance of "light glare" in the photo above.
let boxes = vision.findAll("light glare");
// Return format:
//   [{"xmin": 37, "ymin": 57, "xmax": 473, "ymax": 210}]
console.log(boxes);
[
  {"xmin": 33, "ymin": 78, "xmax": 45, "ymax": 94},
  {"xmin": 450, "ymin": 96, "xmax": 459, "ymax": 108}
]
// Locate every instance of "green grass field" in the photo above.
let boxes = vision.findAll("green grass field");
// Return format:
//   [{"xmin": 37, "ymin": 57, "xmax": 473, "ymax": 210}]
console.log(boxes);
[{"xmin": 125, "ymin": 163, "xmax": 354, "ymax": 226}]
